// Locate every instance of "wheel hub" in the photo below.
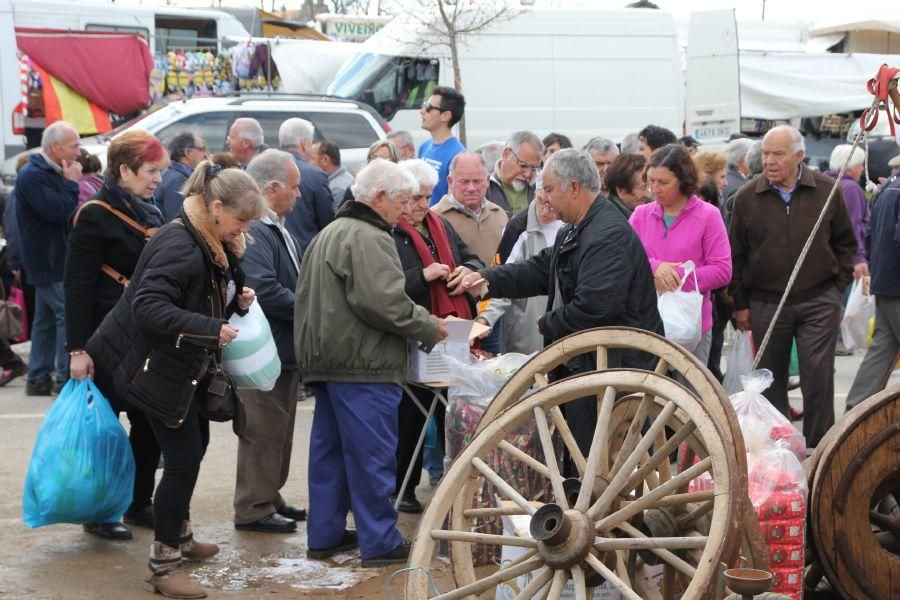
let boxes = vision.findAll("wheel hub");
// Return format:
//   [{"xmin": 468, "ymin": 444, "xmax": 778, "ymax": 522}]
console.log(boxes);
[{"xmin": 530, "ymin": 503, "xmax": 596, "ymax": 569}]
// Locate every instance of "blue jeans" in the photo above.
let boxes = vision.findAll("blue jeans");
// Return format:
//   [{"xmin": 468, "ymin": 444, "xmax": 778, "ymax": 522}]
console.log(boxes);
[
  {"xmin": 28, "ymin": 281, "xmax": 67, "ymax": 383},
  {"xmin": 307, "ymin": 381, "xmax": 403, "ymax": 559}
]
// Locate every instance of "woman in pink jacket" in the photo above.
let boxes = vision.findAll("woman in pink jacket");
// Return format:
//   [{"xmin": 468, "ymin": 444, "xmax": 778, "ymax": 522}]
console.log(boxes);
[{"xmin": 629, "ymin": 144, "xmax": 732, "ymax": 363}]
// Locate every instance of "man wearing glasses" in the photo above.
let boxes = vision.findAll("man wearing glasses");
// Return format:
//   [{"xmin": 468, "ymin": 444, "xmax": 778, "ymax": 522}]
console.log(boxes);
[
  {"xmin": 418, "ymin": 86, "xmax": 466, "ymax": 206},
  {"xmin": 486, "ymin": 131, "xmax": 543, "ymax": 217},
  {"xmin": 157, "ymin": 130, "xmax": 209, "ymax": 221}
]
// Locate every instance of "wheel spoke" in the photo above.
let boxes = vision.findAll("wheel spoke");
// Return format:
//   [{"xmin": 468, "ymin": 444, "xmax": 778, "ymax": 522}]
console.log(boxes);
[
  {"xmin": 514, "ymin": 566, "xmax": 554, "ymax": 600},
  {"xmin": 545, "ymin": 569, "xmax": 569, "ymax": 600},
  {"xmin": 575, "ymin": 385, "xmax": 617, "ymax": 511},
  {"xmin": 588, "ymin": 401, "xmax": 677, "ymax": 519},
  {"xmin": 572, "ymin": 565, "xmax": 588, "ymax": 600},
  {"xmin": 596, "ymin": 457, "xmax": 712, "ymax": 531},
  {"xmin": 655, "ymin": 428, "xmax": 672, "ymax": 483},
  {"xmin": 616, "ymin": 550, "xmax": 630, "ymax": 587},
  {"xmin": 584, "ymin": 551, "xmax": 643, "ymax": 600},
  {"xmin": 596, "ymin": 345, "xmax": 608, "ymax": 370},
  {"xmin": 471, "ymin": 456, "xmax": 537, "ymax": 516},
  {"xmin": 610, "ymin": 393, "xmax": 653, "ymax": 476},
  {"xmin": 534, "ymin": 406, "xmax": 569, "ymax": 509},
  {"xmin": 498, "ymin": 439, "xmax": 549, "ymax": 479},
  {"xmin": 614, "ymin": 522, "xmax": 697, "ymax": 580},
  {"xmin": 435, "ymin": 557, "xmax": 545, "ymax": 600},
  {"xmin": 621, "ymin": 489, "xmax": 714, "ymax": 509},
  {"xmin": 594, "ymin": 535, "xmax": 708, "ymax": 550},
  {"xmin": 430, "ymin": 530, "xmax": 537, "ymax": 548},
  {"xmin": 677, "ymin": 499, "xmax": 715, "ymax": 529},
  {"xmin": 550, "ymin": 406, "xmax": 586, "ymax": 475},
  {"xmin": 622, "ymin": 419, "xmax": 697, "ymax": 494},
  {"xmin": 534, "ymin": 372, "xmax": 550, "ymax": 389},
  {"xmin": 462, "ymin": 506, "xmax": 528, "ymax": 519}
]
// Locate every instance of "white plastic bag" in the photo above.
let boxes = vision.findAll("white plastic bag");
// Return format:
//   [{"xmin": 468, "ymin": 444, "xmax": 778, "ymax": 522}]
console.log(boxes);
[
  {"xmin": 722, "ymin": 330, "xmax": 754, "ymax": 395},
  {"xmin": 657, "ymin": 260, "xmax": 703, "ymax": 352},
  {"xmin": 841, "ymin": 277, "xmax": 875, "ymax": 350},
  {"xmin": 222, "ymin": 301, "xmax": 281, "ymax": 391},
  {"xmin": 730, "ymin": 369, "xmax": 806, "ymax": 461}
]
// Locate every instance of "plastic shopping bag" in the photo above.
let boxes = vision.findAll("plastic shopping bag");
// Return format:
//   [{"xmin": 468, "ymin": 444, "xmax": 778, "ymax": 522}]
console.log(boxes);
[
  {"xmin": 841, "ymin": 277, "xmax": 875, "ymax": 351},
  {"xmin": 722, "ymin": 330, "xmax": 754, "ymax": 395},
  {"xmin": 730, "ymin": 369, "xmax": 806, "ymax": 461},
  {"xmin": 657, "ymin": 260, "xmax": 703, "ymax": 352},
  {"xmin": 23, "ymin": 379, "xmax": 135, "ymax": 527},
  {"xmin": 223, "ymin": 301, "xmax": 281, "ymax": 391}
]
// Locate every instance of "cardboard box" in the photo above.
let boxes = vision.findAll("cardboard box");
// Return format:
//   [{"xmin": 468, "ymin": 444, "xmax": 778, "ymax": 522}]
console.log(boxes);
[{"xmin": 407, "ymin": 318, "xmax": 488, "ymax": 384}]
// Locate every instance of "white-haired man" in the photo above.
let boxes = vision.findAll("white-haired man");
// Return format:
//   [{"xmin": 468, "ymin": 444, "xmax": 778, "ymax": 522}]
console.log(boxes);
[
  {"xmin": 487, "ymin": 130, "xmax": 543, "ymax": 216},
  {"xmin": 228, "ymin": 117, "xmax": 265, "ymax": 167},
  {"xmin": 235, "ymin": 150, "xmax": 306, "ymax": 534},
  {"xmin": 729, "ymin": 125, "xmax": 857, "ymax": 447},
  {"xmin": 16, "ymin": 120, "xmax": 81, "ymax": 396},
  {"xmin": 295, "ymin": 160, "xmax": 448, "ymax": 567},
  {"xmin": 278, "ymin": 117, "xmax": 335, "ymax": 254},
  {"xmin": 386, "ymin": 130, "xmax": 416, "ymax": 161},
  {"xmin": 723, "ymin": 137, "xmax": 754, "ymax": 205}
]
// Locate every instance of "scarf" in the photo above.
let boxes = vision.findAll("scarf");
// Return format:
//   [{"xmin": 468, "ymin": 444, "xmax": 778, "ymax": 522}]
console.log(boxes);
[
  {"xmin": 102, "ymin": 177, "xmax": 164, "ymax": 230},
  {"xmin": 398, "ymin": 211, "xmax": 472, "ymax": 320}
]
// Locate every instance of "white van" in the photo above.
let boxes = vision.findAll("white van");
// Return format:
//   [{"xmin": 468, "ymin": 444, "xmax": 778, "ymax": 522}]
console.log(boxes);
[{"xmin": 327, "ymin": 8, "xmax": 740, "ymax": 149}]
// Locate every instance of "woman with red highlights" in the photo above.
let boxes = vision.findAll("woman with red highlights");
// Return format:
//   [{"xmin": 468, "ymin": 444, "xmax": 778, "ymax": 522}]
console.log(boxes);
[{"xmin": 63, "ymin": 129, "xmax": 168, "ymax": 540}]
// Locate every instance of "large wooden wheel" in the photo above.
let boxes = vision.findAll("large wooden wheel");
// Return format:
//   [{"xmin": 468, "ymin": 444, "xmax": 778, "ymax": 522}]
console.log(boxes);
[
  {"xmin": 473, "ymin": 328, "xmax": 767, "ymax": 569},
  {"xmin": 407, "ymin": 369, "xmax": 742, "ymax": 599},
  {"xmin": 807, "ymin": 384, "xmax": 900, "ymax": 600}
]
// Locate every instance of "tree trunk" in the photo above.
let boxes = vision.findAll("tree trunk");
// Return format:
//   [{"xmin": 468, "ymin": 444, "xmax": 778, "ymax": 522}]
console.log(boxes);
[{"xmin": 449, "ymin": 35, "xmax": 466, "ymax": 146}]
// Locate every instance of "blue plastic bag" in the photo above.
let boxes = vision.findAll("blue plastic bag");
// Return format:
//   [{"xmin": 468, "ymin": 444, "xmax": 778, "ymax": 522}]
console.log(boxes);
[{"xmin": 23, "ymin": 379, "xmax": 135, "ymax": 527}]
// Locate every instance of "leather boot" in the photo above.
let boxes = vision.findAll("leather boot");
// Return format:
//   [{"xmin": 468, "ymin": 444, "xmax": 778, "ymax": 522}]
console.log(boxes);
[
  {"xmin": 180, "ymin": 521, "xmax": 219, "ymax": 561},
  {"xmin": 146, "ymin": 541, "xmax": 207, "ymax": 599}
]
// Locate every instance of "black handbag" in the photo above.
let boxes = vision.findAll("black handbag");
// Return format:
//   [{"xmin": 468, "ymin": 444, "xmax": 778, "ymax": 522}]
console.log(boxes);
[{"xmin": 198, "ymin": 356, "xmax": 246, "ymax": 436}]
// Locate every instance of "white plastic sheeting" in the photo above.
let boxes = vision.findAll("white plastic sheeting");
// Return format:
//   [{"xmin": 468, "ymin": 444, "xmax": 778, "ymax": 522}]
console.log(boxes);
[
  {"xmin": 740, "ymin": 51, "xmax": 897, "ymax": 119},
  {"xmin": 269, "ymin": 39, "xmax": 361, "ymax": 94}
]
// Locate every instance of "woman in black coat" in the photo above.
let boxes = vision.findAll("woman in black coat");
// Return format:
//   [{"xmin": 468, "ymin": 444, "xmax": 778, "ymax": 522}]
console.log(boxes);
[
  {"xmin": 83, "ymin": 161, "xmax": 265, "ymax": 599},
  {"xmin": 64, "ymin": 130, "xmax": 167, "ymax": 540},
  {"xmin": 391, "ymin": 159, "xmax": 483, "ymax": 513}
]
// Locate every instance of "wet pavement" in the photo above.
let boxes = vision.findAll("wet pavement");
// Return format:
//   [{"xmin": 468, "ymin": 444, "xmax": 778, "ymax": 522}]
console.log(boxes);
[{"xmin": 0, "ymin": 345, "xmax": 895, "ymax": 599}]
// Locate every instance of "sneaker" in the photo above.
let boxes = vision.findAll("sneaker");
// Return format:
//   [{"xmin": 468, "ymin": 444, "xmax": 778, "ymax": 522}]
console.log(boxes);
[
  {"xmin": 835, "ymin": 341, "xmax": 853, "ymax": 356},
  {"xmin": 25, "ymin": 378, "xmax": 52, "ymax": 396},
  {"xmin": 307, "ymin": 530, "xmax": 359, "ymax": 560},
  {"xmin": 360, "ymin": 541, "xmax": 411, "ymax": 568},
  {"xmin": 397, "ymin": 495, "xmax": 423, "ymax": 514},
  {"xmin": 0, "ymin": 363, "xmax": 27, "ymax": 386}
]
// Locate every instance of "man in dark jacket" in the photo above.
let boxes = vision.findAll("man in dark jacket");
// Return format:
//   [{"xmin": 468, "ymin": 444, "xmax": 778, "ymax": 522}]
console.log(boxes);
[
  {"xmin": 845, "ymin": 173, "xmax": 900, "ymax": 407},
  {"xmin": 15, "ymin": 121, "xmax": 81, "ymax": 395},
  {"xmin": 234, "ymin": 149, "xmax": 308, "ymax": 534},
  {"xmin": 157, "ymin": 131, "xmax": 208, "ymax": 221},
  {"xmin": 278, "ymin": 117, "xmax": 334, "ymax": 255},
  {"xmin": 457, "ymin": 148, "xmax": 663, "ymax": 457},
  {"xmin": 486, "ymin": 131, "xmax": 541, "ymax": 216},
  {"xmin": 729, "ymin": 126, "xmax": 857, "ymax": 447}
]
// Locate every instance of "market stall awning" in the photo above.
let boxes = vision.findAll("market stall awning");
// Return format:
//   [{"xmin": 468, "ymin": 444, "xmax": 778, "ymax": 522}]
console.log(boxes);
[{"xmin": 16, "ymin": 28, "xmax": 153, "ymax": 117}]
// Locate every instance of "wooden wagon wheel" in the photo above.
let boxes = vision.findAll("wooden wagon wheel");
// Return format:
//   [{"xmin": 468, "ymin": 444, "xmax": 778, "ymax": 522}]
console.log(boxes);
[
  {"xmin": 407, "ymin": 369, "xmax": 741, "ymax": 599},
  {"xmin": 807, "ymin": 384, "xmax": 900, "ymax": 600},
  {"xmin": 471, "ymin": 327, "xmax": 768, "ymax": 569}
]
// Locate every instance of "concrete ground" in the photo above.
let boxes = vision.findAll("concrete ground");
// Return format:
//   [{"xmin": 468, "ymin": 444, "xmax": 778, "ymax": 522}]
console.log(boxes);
[{"xmin": 0, "ymin": 345, "xmax": 896, "ymax": 599}]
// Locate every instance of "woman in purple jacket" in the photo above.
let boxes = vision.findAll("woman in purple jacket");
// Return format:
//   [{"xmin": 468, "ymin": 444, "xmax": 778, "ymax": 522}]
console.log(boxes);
[
  {"xmin": 629, "ymin": 144, "xmax": 733, "ymax": 363},
  {"xmin": 826, "ymin": 144, "xmax": 869, "ymax": 281}
]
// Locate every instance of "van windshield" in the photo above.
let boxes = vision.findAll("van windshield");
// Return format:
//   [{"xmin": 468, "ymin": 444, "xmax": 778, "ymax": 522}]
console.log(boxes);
[{"xmin": 329, "ymin": 53, "xmax": 439, "ymax": 121}]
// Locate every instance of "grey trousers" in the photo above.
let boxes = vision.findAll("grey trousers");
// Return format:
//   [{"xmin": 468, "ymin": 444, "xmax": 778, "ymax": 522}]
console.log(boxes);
[
  {"xmin": 233, "ymin": 370, "xmax": 299, "ymax": 524},
  {"xmin": 846, "ymin": 295, "xmax": 900, "ymax": 408},
  {"xmin": 750, "ymin": 286, "xmax": 842, "ymax": 448}
]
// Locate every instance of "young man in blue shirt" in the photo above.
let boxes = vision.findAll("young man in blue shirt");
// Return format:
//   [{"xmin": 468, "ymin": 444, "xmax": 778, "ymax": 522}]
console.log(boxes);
[{"xmin": 418, "ymin": 86, "xmax": 466, "ymax": 206}]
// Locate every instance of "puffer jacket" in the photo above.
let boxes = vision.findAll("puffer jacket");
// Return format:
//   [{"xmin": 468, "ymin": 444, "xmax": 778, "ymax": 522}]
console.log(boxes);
[
  {"xmin": 294, "ymin": 200, "xmax": 440, "ymax": 384},
  {"xmin": 86, "ymin": 195, "xmax": 246, "ymax": 428}
]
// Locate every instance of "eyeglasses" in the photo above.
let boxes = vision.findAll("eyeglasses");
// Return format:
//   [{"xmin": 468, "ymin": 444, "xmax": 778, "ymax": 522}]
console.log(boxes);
[
  {"xmin": 508, "ymin": 146, "xmax": 541, "ymax": 173},
  {"xmin": 422, "ymin": 102, "xmax": 444, "ymax": 113},
  {"xmin": 190, "ymin": 144, "xmax": 208, "ymax": 152}
]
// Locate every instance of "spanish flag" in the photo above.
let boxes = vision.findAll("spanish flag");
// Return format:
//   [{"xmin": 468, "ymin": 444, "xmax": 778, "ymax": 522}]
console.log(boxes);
[{"xmin": 34, "ymin": 64, "xmax": 111, "ymax": 136}]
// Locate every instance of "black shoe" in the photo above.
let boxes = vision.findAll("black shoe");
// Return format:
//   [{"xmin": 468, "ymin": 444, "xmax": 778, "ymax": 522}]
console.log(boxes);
[
  {"xmin": 307, "ymin": 530, "xmax": 359, "ymax": 560},
  {"xmin": 234, "ymin": 512, "xmax": 297, "ymax": 533},
  {"xmin": 360, "ymin": 541, "xmax": 411, "ymax": 568},
  {"xmin": 277, "ymin": 504, "xmax": 307, "ymax": 522},
  {"xmin": 123, "ymin": 505, "xmax": 154, "ymax": 529},
  {"xmin": 52, "ymin": 378, "xmax": 68, "ymax": 395},
  {"xmin": 25, "ymin": 378, "xmax": 52, "ymax": 396},
  {"xmin": 0, "ymin": 363, "xmax": 27, "ymax": 387},
  {"xmin": 83, "ymin": 521, "xmax": 133, "ymax": 540},
  {"xmin": 397, "ymin": 496, "xmax": 423, "ymax": 514}
]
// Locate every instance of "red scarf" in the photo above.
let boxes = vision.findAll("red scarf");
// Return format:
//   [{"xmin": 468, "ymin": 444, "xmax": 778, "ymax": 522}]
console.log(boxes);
[{"xmin": 398, "ymin": 211, "xmax": 473, "ymax": 320}]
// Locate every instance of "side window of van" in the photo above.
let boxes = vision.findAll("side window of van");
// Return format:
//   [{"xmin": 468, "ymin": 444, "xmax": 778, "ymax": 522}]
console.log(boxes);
[
  {"xmin": 85, "ymin": 23, "xmax": 150, "ymax": 42},
  {"xmin": 363, "ymin": 57, "xmax": 438, "ymax": 121},
  {"xmin": 155, "ymin": 112, "xmax": 232, "ymax": 153}
]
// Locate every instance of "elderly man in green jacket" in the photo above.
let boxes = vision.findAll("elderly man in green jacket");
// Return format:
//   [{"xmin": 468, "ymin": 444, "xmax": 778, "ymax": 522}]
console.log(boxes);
[{"xmin": 295, "ymin": 159, "xmax": 448, "ymax": 568}]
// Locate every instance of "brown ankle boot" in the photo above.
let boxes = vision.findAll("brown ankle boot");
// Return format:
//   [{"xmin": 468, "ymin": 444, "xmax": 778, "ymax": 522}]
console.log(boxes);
[
  {"xmin": 146, "ymin": 541, "xmax": 207, "ymax": 599},
  {"xmin": 180, "ymin": 520, "xmax": 219, "ymax": 561}
]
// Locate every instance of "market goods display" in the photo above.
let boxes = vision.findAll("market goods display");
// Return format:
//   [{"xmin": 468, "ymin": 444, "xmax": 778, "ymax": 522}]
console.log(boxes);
[
  {"xmin": 805, "ymin": 385, "xmax": 900, "ymax": 600},
  {"xmin": 407, "ymin": 327, "xmax": 769, "ymax": 599}
]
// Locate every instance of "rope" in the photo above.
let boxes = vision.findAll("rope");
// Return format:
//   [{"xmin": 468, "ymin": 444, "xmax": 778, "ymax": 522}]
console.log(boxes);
[
  {"xmin": 751, "ymin": 98, "xmax": 877, "ymax": 370},
  {"xmin": 385, "ymin": 566, "xmax": 442, "ymax": 599}
]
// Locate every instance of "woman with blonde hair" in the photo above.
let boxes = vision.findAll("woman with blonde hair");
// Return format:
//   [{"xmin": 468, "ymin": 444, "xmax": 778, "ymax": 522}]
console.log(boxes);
[
  {"xmin": 85, "ymin": 161, "xmax": 265, "ymax": 598},
  {"xmin": 693, "ymin": 149, "xmax": 728, "ymax": 207}
]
